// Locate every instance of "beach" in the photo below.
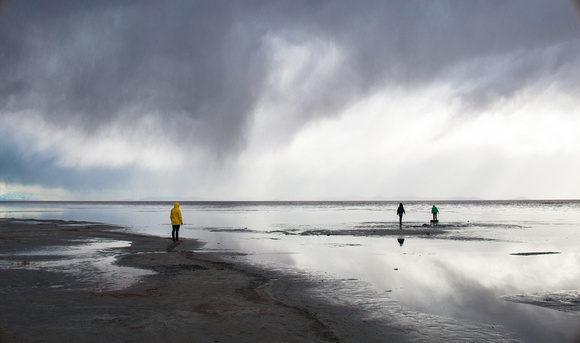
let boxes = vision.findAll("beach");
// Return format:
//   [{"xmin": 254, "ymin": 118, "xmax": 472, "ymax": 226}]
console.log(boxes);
[
  {"xmin": 0, "ymin": 219, "xmax": 345, "ymax": 342},
  {"xmin": 1, "ymin": 200, "xmax": 580, "ymax": 342},
  {"xmin": 0, "ymin": 218, "xmax": 522, "ymax": 342}
]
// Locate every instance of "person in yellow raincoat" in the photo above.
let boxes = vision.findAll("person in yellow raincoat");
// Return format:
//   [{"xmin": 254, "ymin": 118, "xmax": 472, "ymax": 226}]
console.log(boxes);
[{"xmin": 170, "ymin": 202, "xmax": 184, "ymax": 242}]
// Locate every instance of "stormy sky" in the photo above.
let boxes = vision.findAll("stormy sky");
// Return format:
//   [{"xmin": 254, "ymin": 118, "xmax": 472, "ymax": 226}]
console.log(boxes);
[{"xmin": 1, "ymin": 0, "xmax": 580, "ymax": 200}]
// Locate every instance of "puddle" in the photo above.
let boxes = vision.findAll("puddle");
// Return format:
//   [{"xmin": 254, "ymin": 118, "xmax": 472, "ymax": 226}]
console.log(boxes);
[{"xmin": 0, "ymin": 239, "xmax": 155, "ymax": 291}]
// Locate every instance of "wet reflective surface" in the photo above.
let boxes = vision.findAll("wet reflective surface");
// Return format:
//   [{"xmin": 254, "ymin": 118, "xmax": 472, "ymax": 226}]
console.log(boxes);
[
  {"xmin": 0, "ymin": 237, "xmax": 155, "ymax": 290},
  {"xmin": 1, "ymin": 200, "xmax": 580, "ymax": 341}
]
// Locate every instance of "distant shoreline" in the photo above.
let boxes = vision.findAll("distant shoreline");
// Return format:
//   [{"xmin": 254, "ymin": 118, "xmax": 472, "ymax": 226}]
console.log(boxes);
[{"xmin": 2, "ymin": 198, "xmax": 580, "ymax": 204}]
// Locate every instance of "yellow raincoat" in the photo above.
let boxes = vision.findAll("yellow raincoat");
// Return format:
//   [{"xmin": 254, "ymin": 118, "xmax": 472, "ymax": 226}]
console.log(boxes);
[{"xmin": 170, "ymin": 202, "xmax": 183, "ymax": 225}]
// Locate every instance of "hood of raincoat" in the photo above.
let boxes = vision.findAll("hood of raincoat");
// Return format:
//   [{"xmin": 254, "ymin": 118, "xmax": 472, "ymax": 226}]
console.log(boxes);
[{"xmin": 174, "ymin": 202, "xmax": 180, "ymax": 208}]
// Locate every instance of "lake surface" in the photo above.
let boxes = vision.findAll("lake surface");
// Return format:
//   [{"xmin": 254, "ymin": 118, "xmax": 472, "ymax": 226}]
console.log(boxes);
[{"xmin": 1, "ymin": 200, "xmax": 579, "ymax": 342}]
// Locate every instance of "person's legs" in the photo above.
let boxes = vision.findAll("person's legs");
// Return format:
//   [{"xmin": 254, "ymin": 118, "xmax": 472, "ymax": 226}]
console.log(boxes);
[
  {"xmin": 172, "ymin": 225, "xmax": 179, "ymax": 242},
  {"xmin": 399, "ymin": 214, "xmax": 402, "ymax": 225},
  {"xmin": 175, "ymin": 225, "xmax": 180, "ymax": 242}
]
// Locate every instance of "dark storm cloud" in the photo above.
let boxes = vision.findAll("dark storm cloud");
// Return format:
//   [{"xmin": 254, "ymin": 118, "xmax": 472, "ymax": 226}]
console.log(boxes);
[
  {"xmin": 0, "ymin": 1, "xmax": 266, "ymax": 155},
  {"xmin": 2, "ymin": 1, "xmax": 579, "ymax": 142},
  {"xmin": 1, "ymin": 0, "xmax": 579, "ymax": 191}
]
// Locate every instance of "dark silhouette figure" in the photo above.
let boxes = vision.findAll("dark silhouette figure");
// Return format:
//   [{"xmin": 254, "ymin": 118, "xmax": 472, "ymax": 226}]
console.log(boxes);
[{"xmin": 397, "ymin": 203, "xmax": 405, "ymax": 225}]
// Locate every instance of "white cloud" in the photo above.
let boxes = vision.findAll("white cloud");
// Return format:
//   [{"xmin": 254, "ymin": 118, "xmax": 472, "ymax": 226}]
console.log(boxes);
[
  {"xmin": 0, "ymin": 182, "xmax": 69, "ymax": 201},
  {"xmin": 229, "ymin": 76, "xmax": 580, "ymax": 200},
  {"xmin": 1, "ymin": 111, "xmax": 186, "ymax": 170}
]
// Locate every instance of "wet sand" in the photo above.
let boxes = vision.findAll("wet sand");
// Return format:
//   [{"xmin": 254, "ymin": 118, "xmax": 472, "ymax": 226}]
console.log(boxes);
[
  {"xmin": 1, "ymin": 218, "xmax": 569, "ymax": 342},
  {"xmin": 0, "ymin": 219, "xmax": 344, "ymax": 342}
]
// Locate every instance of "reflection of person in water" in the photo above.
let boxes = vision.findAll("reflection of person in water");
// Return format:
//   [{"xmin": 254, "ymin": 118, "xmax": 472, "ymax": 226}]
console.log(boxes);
[
  {"xmin": 431, "ymin": 205, "xmax": 439, "ymax": 221},
  {"xmin": 397, "ymin": 237, "xmax": 405, "ymax": 247},
  {"xmin": 397, "ymin": 203, "xmax": 405, "ymax": 225}
]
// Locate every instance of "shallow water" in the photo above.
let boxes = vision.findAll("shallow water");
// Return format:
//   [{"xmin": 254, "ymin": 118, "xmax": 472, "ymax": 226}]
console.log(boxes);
[
  {"xmin": 1, "ymin": 200, "xmax": 580, "ymax": 341},
  {"xmin": 0, "ymin": 237, "xmax": 155, "ymax": 290}
]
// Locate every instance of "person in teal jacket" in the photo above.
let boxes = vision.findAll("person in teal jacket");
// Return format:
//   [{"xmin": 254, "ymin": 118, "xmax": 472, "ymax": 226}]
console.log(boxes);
[{"xmin": 431, "ymin": 205, "xmax": 439, "ymax": 221}]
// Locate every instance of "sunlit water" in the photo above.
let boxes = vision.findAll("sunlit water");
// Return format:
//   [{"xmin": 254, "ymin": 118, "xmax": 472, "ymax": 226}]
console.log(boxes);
[{"xmin": 1, "ymin": 200, "xmax": 580, "ymax": 342}]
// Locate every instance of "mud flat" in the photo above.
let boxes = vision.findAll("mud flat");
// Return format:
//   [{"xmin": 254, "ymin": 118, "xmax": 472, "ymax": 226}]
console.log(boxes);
[
  {"xmin": 0, "ymin": 218, "xmax": 532, "ymax": 342},
  {"xmin": 0, "ymin": 219, "xmax": 346, "ymax": 342}
]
